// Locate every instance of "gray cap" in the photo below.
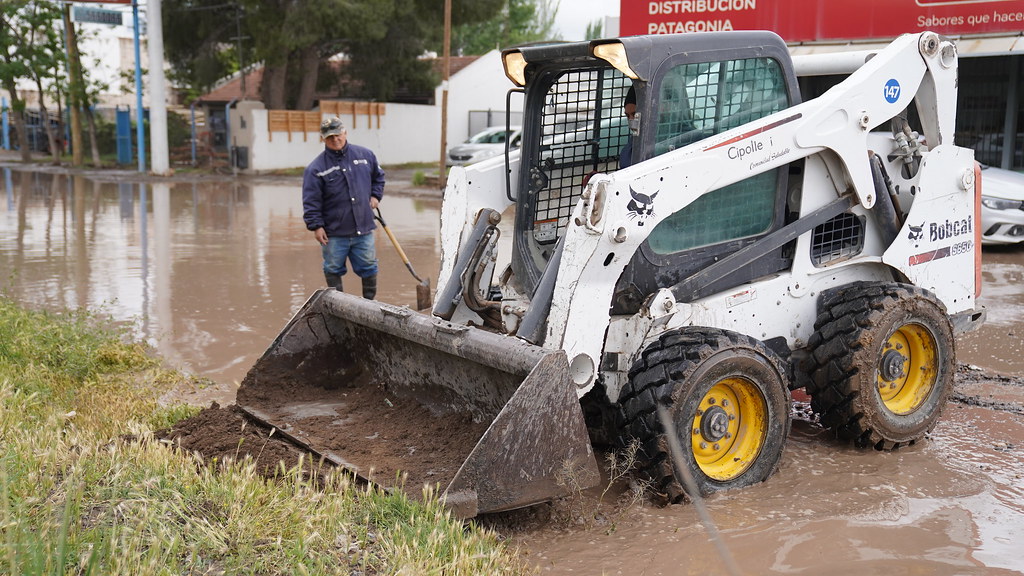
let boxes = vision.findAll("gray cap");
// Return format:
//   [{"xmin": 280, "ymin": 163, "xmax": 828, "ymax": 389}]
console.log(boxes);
[{"xmin": 320, "ymin": 117, "xmax": 345, "ymax": 137}]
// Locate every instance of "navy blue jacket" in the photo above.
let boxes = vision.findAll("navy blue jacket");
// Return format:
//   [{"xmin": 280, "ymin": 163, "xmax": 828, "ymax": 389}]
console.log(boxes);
[{"xmin": 302, "ymin": 143, "xmax": 385, "ymax": 237}]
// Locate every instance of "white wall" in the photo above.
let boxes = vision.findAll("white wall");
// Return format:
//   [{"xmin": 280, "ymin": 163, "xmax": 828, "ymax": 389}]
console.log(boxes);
[{"xmin": 232, "ymin": 102, "xmax": 441, "ymax": 172}]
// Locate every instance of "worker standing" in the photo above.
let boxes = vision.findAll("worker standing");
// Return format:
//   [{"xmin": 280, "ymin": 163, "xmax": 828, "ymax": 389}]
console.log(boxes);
[{"xmin": 302, "ymin": 117, "xmax": 385, "ymax": 299}]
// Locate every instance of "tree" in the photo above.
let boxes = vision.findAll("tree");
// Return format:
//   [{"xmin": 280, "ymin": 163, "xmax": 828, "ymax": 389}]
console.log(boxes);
[
  {"xmin": 163, "ymin": 0, "xmax": 507, "ymax": 108},
  {"xmin": 75, "ymin": 27, "xmax": 112, "ymax": 167},
  {"xmin": 0, "ymin": 0, "xmax": 68, "ymax": 162},
  {"xmin": 163, "ymin": 0, "xmax": 392, "ymax": 109},
  {"xmin": 343, "ymin": 0, "xmax": 507, "ymax": 101},
  {"xmin": 451, "ymin": 0, "xmax": 560, "ymax": 55},
  {"xmin": 244, "ymin": 0, "xmax": 391, "ymax": 110},
  {"xmin": 584, "ymin": 18, "xmax": 603, "ymax": 41},
  {"xmin": 161, "ymin": 0, "xmax": 245, "ymax": 100}
]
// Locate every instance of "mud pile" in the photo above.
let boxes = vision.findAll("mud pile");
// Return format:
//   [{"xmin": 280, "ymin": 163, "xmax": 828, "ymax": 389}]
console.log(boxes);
[
  {"xmin": 158, "ymin": 381, "xmax": 488, "ymax": 494},
  {"xmin": 155, "ymin": 403, "xmax": 315, "ymax": 477}
]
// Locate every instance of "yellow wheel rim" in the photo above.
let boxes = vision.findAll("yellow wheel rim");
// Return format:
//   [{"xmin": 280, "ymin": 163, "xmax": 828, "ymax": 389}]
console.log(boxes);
[
  {"xmin": 690, "ymin": 377, "xmax": 768, "ymax": 481},
  {"xmin": 876, "ymin": 322, "xmax": 937, "ymax": 415}
]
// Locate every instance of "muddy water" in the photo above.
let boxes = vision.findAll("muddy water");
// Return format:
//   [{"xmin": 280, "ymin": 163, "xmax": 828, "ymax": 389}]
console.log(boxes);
[
  {"xmin": 2, "ymin": 166, "xmax": 1024, "ymax": 574},
  {"xmin": 517, "ymin": 402, "xmax": 1024, "ymax": 575},
  {"xmin": 959, "ymin": 246, "xmax": 1024, "ymax": 377},
  {"xmin": 0, "ymin": 167, "xmax": 441, "ymax": 405}
]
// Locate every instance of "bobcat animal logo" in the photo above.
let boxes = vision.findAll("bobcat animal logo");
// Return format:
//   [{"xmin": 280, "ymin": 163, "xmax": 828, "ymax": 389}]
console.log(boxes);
[
  {"xmin": 907, "ymin": 222, "xmax": 924, "ymax": 241},
  {"xmin": 627, "ymin": 188, "xmax": 658, "ymax": 225}
]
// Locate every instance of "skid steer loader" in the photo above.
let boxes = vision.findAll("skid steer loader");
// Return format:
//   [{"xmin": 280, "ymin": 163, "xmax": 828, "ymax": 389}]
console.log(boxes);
[{"xmin": 236, "ymin": 30, "xmax": 985, "ymax": 517}]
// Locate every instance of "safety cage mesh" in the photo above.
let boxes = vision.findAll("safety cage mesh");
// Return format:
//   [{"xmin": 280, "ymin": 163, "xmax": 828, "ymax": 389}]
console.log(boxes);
[
  {"xmin": 532, "ymin": 69, "xmax": 632, "ymax": 244},
  {"xmin": 811, "ymin": 212, "xmax": 865, "ymax": 266}
]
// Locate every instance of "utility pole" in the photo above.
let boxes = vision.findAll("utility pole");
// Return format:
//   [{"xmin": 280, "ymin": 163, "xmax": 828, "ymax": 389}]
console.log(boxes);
[
  {"xmin": 232, "ymin": 5, "xmax": 248, "ymax": 98},
  {"xmin": 62, "ymin": 5, "xmax": 84, "ymax": 166},
  {"xmin": 439, "ymin": 0, "xmax": 451, "ymax": 188},
  {"xmin": 132, "ymin": 0, "xmax": 145, "ymax": 172},
  {"xmin": 147, "ymin": 0, "xmax": 169, "ymax": 175}
]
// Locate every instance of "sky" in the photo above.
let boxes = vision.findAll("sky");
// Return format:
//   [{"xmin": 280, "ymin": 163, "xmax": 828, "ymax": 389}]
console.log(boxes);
[{"xmin": 553, "ymin": 0, "xmax": 621, "ymax": 41}]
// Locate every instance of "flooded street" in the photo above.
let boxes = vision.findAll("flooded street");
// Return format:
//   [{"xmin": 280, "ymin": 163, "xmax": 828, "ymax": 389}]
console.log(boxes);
[
  {"xmin": 0, "ymin": 166, "xmax": 442, "ymax": 405},
  {"xmin": 2, "ymin": 165, "xmax": 1023, "ymax": 574}
]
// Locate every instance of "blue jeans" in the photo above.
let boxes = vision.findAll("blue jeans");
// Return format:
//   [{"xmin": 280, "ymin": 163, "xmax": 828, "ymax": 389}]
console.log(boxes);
[{"xmin": 322, "ymin": 234, "xmax": 378, "ymax": 277}]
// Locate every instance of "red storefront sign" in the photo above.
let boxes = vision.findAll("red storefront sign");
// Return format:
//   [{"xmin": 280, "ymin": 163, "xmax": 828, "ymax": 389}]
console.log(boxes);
[{"xmin": 620, "ymin": 0, "xmax": 1024, "ymax": 41}]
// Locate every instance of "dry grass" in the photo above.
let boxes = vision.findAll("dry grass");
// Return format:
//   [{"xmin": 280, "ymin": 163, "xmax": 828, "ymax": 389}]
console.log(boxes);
[{"xmin": 554, "ymin": 440, "xmax": 650, "ymax": 533}]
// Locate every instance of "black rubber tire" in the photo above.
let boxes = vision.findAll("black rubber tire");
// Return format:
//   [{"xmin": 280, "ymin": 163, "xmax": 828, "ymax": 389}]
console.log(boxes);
[
  {"xmin": 617, "ymin": 327, "xmax": 792, "ymax": 504},
  {"xmin": 802, "ymin": 282, "xmax": 955, "ymax": 450}
]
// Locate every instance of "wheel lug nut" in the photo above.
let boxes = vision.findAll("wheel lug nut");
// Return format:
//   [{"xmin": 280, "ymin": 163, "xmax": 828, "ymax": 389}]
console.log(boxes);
[
  {"xmin": 708, "ymin": 397, "xmax": 716, "ymax": 405},
  {"xmin": 721, "ymin": 399, "xmax": 729, "ymax": 407},
  {"xmin": 713, "ymin": 443, "xmax": 720, "ymax": 450},
  {"xmin": 700, "ymin": 442, "xmax": 708, "ymax": 449}
]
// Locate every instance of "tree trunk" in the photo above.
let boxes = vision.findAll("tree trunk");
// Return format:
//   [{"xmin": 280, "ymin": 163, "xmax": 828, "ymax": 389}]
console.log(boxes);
[
  {"xmin": 63, "ymin": 5, "xmax": 85, "ymax": 167},
  {"xmin": 12, "ymin": 108, "xmax": 31, "ymax": 163},
  {"xmin": 294, "ymin": 45, "xmax": 320, "ymax": 110},
  {"xmin": 84, "ymin": 106, "xmax": 102, "ymax": 167},
  {"xmin": 33, "ymin": 78, "xmax": 60, "ymax": 165},
  {"xmin": 1, "ymin": 79, "xmax": 32, "ymax": 162},
  {"xmin": 261, "ymin": 63, "xmax": 289, "ymax": 110}
]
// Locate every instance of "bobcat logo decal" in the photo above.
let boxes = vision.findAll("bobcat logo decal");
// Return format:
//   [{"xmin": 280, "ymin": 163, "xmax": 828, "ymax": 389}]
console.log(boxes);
[
  {"xmin": 627, "ymin": 188, "xmax": 658, "ymax": 225},
  {"xmin": 907, "ymin": 222, "xmax": 924, "ymax": 242}
]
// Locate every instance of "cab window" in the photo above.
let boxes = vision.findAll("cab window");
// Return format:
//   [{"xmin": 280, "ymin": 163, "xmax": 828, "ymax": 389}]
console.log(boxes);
[{"xmin": 649, "ymin": 57, "xmax": 787, "ymax": 254}]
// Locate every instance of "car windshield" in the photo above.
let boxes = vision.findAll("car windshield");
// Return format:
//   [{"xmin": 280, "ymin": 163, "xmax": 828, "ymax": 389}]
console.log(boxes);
[{"xmin": 467, "ymin": 128, "xmax": 513, "ymax": 144}]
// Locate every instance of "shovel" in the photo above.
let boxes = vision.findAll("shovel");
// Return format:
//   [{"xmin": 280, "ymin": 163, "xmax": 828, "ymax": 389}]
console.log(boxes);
[{"xmin": 374, "ymin": 207, "xmax": 433, "ymax": 310}]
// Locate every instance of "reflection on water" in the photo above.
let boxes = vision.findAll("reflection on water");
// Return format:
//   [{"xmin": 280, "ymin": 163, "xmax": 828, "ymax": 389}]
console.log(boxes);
[{"xmin": 0, "ymin": 168, "xmax": 440, "ymax": 403}]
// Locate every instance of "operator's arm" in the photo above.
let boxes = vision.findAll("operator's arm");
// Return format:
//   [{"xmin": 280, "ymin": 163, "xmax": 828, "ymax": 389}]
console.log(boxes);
[
  {"xmin": 370, "ymin": 154, "xmax": 385, "ymax": 209},
  {"xmin": 302, "ymin": 163, "xmax": 329, "ymax": 246}
]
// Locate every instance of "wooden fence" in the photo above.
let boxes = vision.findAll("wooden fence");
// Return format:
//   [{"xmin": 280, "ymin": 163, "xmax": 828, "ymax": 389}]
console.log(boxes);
[{"xmin": 266, "ymin": 101, "xmax": 387, "ymax": 142}]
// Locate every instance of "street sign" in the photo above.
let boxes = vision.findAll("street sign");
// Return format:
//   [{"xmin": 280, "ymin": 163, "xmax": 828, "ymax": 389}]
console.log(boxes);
[{"xmin": 72, "ymin": 5, "xmax": 123, "ymax": 26}]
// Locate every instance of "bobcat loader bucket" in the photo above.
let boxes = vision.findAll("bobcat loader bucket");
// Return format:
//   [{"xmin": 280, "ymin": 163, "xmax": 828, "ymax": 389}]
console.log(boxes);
[{"xmin": 236, "ymin": 289, "xmax": 600, "ymax": 518}]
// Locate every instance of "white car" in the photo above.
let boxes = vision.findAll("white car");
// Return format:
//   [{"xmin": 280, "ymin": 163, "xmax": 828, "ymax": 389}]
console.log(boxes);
[
  {"xmin": 446, "ymin": 126, "xmax": 522, "ymax": 167},
  {"xmin": 979, "ymin": 164, "xmax": 1024, "ymax": 245}
]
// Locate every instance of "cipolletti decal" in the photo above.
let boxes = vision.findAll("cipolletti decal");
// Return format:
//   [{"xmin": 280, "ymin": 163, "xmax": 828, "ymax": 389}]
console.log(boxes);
[
  {"xmin": 703, "ymin": 113, "xmax": 802, "ymax": 153},
  {"xmin": 627, "ymin": 187, "xmax": 658, "ymax": 225}
]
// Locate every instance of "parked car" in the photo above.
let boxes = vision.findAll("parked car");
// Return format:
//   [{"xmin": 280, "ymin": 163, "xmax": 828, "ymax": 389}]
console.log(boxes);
[
  {"xmin": 446, "ymin": 126, "xmax": 522, "ymax": 166},
  {"xmin": 979, "ymin": 164, "xmax": 1024, "ymax": 245}
]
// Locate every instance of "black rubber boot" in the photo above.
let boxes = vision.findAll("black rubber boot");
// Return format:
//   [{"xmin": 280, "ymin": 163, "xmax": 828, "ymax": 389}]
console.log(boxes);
[
  {"xmin": 361, "ymin": 275, "xmax": 377, "ymax": 300},
  {"xmin": 324, "ymin": 272, "xmax": 343, "ymax": 291}
]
